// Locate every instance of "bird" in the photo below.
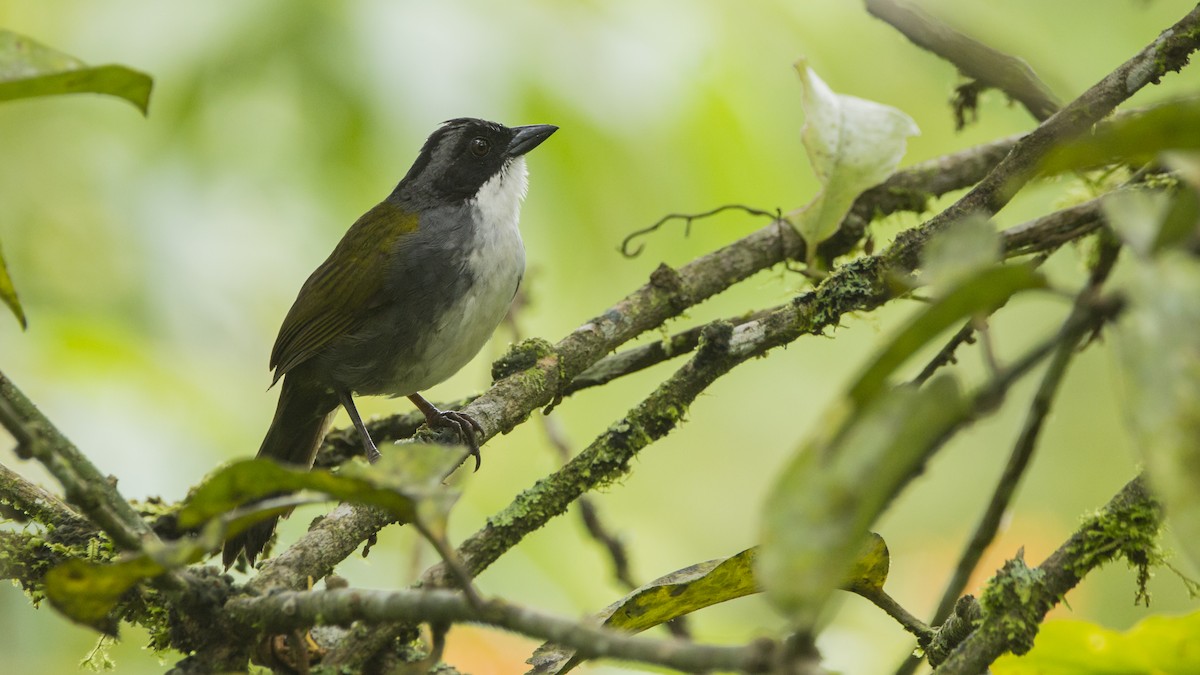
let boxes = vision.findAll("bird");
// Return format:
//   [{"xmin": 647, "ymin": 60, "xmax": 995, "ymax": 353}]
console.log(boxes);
[{"xmin": 222, "ymin": 118, "xmax": 557, "ymax": 567}]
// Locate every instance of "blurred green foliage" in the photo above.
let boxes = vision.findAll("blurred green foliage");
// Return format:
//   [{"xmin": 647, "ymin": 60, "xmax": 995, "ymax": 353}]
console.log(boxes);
[{"xmin": 1, "ymin": 1, "xmax": 1199, "ymax": 673}]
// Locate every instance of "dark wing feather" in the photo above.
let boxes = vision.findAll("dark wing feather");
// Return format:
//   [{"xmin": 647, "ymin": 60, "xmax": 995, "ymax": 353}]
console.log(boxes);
[{"xmin": 269, "ymin": 202, "xmax": 418, "ymax": 382}]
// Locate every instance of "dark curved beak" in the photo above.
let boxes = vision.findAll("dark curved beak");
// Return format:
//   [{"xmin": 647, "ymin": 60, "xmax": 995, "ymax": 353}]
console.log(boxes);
[{"xmin": 508, "ymin": 124, "xmax": 558, "ymax": 156}]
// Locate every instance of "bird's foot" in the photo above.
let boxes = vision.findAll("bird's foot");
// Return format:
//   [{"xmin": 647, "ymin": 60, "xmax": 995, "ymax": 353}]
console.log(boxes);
[
  {"xmin": 425, "ymin": 409, "xmax": 485, "ymax": 471},
  {"xmin": 408, "ymin": 394, "xmax": 487, "ymax": 471}
]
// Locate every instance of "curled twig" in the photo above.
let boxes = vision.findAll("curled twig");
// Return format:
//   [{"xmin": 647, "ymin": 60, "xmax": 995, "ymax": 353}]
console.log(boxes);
[{"xmin": 620, "ymin": 204, "xmax": 778, "ymax": 258}]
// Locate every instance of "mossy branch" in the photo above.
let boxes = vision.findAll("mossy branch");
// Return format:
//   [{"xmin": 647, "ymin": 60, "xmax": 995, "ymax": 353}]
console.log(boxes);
[{"xmin": 933, "ymin": 476, "xmax": 1162, "ymax": 673}]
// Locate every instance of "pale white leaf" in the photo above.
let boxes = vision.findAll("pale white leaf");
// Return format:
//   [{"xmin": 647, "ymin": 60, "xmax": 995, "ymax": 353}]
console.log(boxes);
[{"xmin": 790, "ymin": 59, "xmax": 919, "ymax": 256}]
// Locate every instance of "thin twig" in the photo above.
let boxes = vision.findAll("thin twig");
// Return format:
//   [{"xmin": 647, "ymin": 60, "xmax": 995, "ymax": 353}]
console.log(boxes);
[
  {"xmin": 620, "ymin": 204, "xmax": 778, "ymax": 258},
  {"xmin": 853, "ymin": 588, "xmax": 933, "ymax": 644},
  {"xmin": 564, "ymin": 306, "xmax": 781, "ymax": 397}
]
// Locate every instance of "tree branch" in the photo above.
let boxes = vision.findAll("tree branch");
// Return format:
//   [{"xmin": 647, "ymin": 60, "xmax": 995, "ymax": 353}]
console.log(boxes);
[
  {"xmin": 865, "ymin": 0, "xmax": 1060, "ymax": 124},
  {"xmin": 0, "ymin": 460, "xmax": 94, "ymax": 532},
  {"xmin": 885, "ymin": 3, "xmax": 1200, "ymax": 273},
  {"xmin": 933, "ymin": 475, "xmax": 1161, "ymax": 673},
  {"xmin": 225, "ymin": 588, "xmax": 788, "ymax": 674}
]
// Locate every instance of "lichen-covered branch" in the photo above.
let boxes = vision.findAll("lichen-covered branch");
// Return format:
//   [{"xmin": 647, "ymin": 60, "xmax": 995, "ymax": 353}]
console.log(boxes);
[
  {"xmin": 226, "ymin": 588, "xmax": 788, "ymax": 674},
  {"xmin": 0, "ymin": 461, "xmax": 93, "ymax": 532},
  {"xmin": 933, "ymin": 476, "xmax": 1161, "ymax": 674}
]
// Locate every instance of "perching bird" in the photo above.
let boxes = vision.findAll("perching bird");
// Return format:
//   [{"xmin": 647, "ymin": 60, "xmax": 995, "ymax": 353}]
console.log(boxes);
[{"xmin": 222, "ymin": 118, "xmax": 557, "ymax": 567}]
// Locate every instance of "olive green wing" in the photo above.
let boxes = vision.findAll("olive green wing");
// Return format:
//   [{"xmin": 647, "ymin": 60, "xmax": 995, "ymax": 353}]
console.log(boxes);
[{"xmin": 269, "ymin": 201, "xmax": 418, "ymax": 382}]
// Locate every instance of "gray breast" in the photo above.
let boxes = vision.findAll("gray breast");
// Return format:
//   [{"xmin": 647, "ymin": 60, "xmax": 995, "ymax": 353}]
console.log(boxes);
[{"xmin": 316, "ymin": 200, "xmax": 525, "ymax": 397}]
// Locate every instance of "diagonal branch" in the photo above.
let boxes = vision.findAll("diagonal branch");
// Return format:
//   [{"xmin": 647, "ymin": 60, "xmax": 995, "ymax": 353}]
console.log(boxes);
[
  {"xmin": 0, "ymin": 461, "xmax": 94, "ymax": 533},
  {"xmin": 933, "ymin": 476, "xmax": 1161, "ymax": 674},
  {"xmin": 866, "ymin": 0, "xmax": 1061, "ymax": 123},
  {"xmin": 885, "ymin": 3, "xmax": 1200, "ymax": 273}
]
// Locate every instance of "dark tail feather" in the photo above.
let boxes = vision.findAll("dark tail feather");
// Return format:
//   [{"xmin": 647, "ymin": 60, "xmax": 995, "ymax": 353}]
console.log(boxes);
[{"xmin": 222, "ymin": 375, "xmax": 338, "ymax": 568}]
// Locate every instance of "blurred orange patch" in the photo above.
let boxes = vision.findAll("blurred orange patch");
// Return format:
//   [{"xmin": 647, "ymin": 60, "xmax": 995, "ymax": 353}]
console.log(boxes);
[{"xmin": 441, "ymin": 624, "xmax": 543, "ymax": 674}]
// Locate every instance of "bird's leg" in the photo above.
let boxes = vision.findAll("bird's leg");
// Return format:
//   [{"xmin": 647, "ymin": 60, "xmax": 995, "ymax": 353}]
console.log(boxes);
[
  {"xmin": 338, "ymin": 391, "xmax": 381, "ymax": 464},
  {"xmin": 407, "ymin": 393, "xmax": 485, "ymax": 471}
]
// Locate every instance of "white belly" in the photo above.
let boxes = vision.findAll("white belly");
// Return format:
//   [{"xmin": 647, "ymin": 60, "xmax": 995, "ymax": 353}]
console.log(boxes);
[{"xmin": 389, "ymin": 157, "xmax": 528, "ymax": 394}]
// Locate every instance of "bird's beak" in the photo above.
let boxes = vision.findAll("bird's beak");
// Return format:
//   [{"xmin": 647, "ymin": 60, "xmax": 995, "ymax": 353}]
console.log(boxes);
[{"xmin": 508, "ymin": 124, "xmax": 558, "ymax": 156}]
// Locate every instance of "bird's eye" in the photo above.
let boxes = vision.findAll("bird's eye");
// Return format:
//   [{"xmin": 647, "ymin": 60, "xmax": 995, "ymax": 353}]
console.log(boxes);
[{"xmin": 469, "ymin": 137, "xmax": 491, "ymax": 157}]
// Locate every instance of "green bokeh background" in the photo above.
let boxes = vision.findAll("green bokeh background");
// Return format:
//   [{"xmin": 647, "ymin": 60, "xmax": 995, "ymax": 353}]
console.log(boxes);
[{"xmin": 1, "ymin": 1, "xmax": 1197, "ymax": 673}]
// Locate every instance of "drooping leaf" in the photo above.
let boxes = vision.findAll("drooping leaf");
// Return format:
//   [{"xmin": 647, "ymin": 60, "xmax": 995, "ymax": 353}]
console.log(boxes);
[
  {"xmin": 842, "ymin": 532, "xmax": 890, "ymax": 597},
  {"xmin": 178, "ymin": 445, "xmax": 460, "ymax": 530},
  {"xmin": 919, "ymin": 216, "xmax": 1002, "ymax": 297},
  {"xmin": 789, "ymin": 59, "xmax": 919, "ymax": 258},
  {"xmin": 993, "ymin": 611, "xmax": 1200, "ymax": 674},
  {"xmin": 0, "ymin": 240, "xmax": 26, "ymax": 329},
  {"xmin": 849, "ymin": 264, "xmax": 1045, "ymax": 408},
  {"xmin": 1039, "ymin": 100, "xmax": 1200, "ymax": 175},
  {"xmin": 43, "ymin": 556, "xmax": 162, "ymax": 633},
  {"xmin": 603, "ymin": 548, "xmax": 760, "ymax": 633},
  {"xmin": 43, "ymin": 520, "xmax": 231, "ymax": 632},
  {"xmin": 528, "ymin": 536, "xmax": 888, "ymax": 674},
  {"xmin": 1116, "ymin": 253, "xmax": 1200, "ymax": 569},
  {"xmin": 758, "ymin": 376, "xmax": 967, "ymax": 630},
  {"xmin": 0, "ymin": 30, "xmax": 151, "ymax": 113},
  {"xmin": 1102, "ymin": 189, "xmax": 1174, "ymax": 258}
]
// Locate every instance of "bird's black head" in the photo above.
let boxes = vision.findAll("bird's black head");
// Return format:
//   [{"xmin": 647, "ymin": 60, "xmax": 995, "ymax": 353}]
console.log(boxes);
[{"xmin": 395, "ymin": 118, "xmax": 557, "ymax": 205}]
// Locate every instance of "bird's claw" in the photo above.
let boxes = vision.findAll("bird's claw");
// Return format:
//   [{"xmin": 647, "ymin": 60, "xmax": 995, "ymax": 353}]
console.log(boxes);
[{"xmin": 428, "ymin": 410, "xmax": 486, "ymax": 471}]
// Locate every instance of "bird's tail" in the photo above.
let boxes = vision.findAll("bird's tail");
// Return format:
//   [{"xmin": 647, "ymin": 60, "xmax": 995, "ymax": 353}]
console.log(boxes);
[{"xmin": 222, "ymin": 375, "xmax": 338, "ymax": 568}]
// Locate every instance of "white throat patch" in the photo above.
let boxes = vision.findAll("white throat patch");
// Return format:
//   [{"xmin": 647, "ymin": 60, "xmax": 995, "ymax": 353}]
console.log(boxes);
[{"xmin": 472, "ymin": 156, "xmax": 529, "ymax": 232}]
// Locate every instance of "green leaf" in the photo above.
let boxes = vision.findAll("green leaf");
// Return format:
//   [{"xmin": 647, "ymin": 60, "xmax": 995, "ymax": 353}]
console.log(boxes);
[
  {"xmin": 1116, "ymin": 253, "xmax": 1200, "ymax": 570},
  {"xmin": 178, "ymin": 445, "xmax": 460, "ymax": 529},
  {"xmin": 43, "ymin": 522, "xmax": 228, "ymax": 632},
  {"xmin": 1102, "ymin": 189, "xmax": 1174, "ymax": 258},
  {"xmin": 758, "ymin": 376, "xmax": 967, "ymax": 630},
  {"xmin": 849, "ymin": 264, "xmax": 1045, "ymax": 408},
  {"xmin": 602, "ymin": 548, "xmax": 760, "ymax": 633},
  {"xmin": 0, "ymin": 30, "xmax": 151, "ymax": 113},
  {"xmin": 789, "ymin": 59, "xmax": 919, "ymax": 257},
  {"xmin": 528, "ymin": 538, "xmax": 888, "ymax": 674},
  {"xmin": 842, "ymin": 532, "xmax": 890, "ymax": 597},
  {"xmin": 1039, "ymin": 100, "xmax": 1200, "ymax": 175},
  {"xmin": 0, "ymin": 240, "xmax": 26, "ymax": 329},
  {"xmin": 993, "ymin": 611, "xmax": 1200, "ymax": 674},
  {"xmin": 44, "ymin": 556, "xmax": 163, "ymax": 633},
  {"xmin": 919, "ymin": 217, "xmax": 1002, "ymax": 297}
]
